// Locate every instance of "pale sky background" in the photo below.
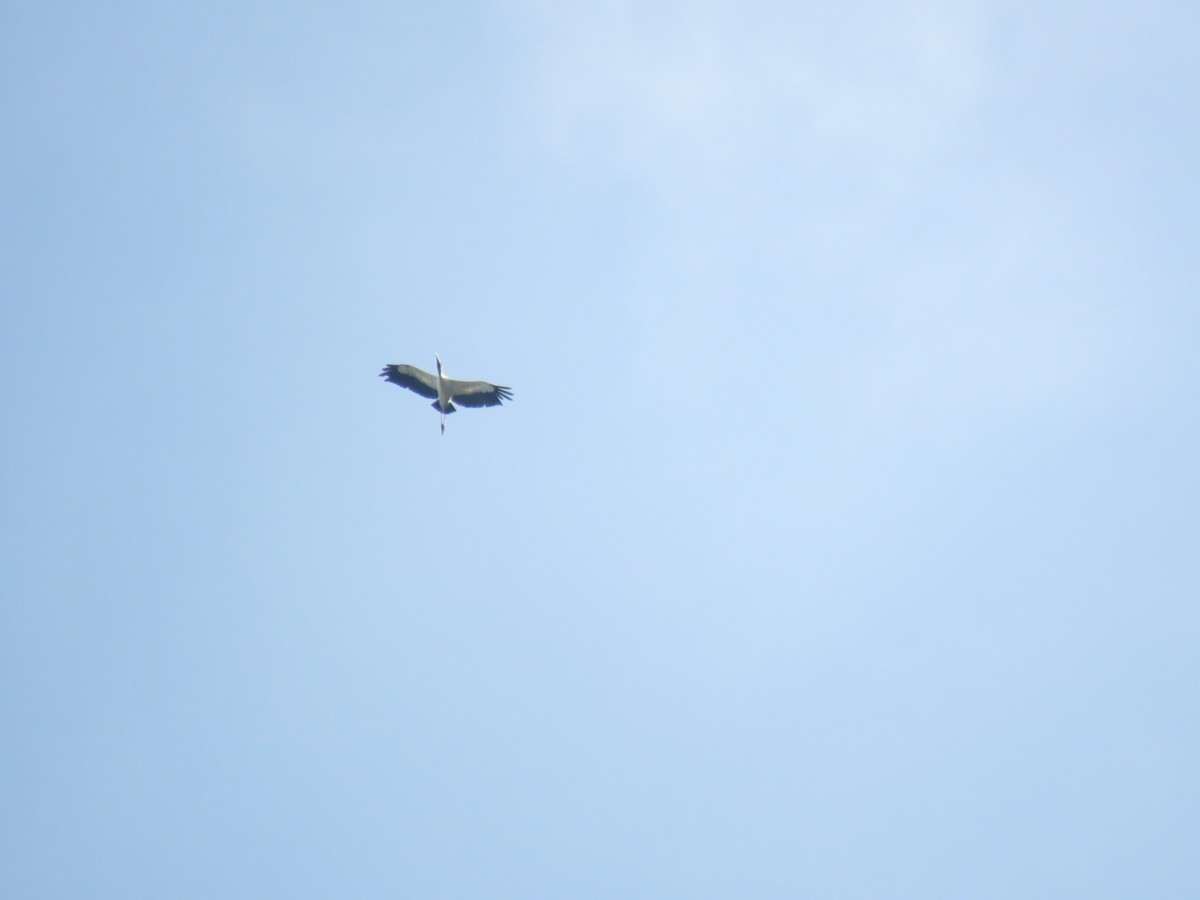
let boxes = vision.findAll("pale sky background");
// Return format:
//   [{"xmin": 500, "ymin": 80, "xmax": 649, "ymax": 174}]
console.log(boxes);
[{"xmin": 3, "ymin": 1, "xmax": 1198, "ymax": 897}]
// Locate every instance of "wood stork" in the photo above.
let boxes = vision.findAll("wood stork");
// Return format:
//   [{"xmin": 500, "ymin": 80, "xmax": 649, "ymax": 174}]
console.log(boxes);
[{"xmin": 380, "ymin": 354, "xmax": 513, "ymax": 434}]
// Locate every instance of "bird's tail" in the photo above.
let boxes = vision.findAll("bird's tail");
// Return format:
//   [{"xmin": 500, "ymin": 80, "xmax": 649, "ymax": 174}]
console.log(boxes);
[{"xmin": 430, "ymin": 401, "xmax": 457, "ymax": 414}]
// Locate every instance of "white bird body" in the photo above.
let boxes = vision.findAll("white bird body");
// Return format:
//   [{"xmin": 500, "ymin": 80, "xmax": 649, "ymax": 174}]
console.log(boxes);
[
  {"xmin": 380, "ymin": 354, "xmax": 512, "ymax": 434},
  {"xmin": 434, "ymin": 355, "xmax": 454, "ymax": 416}
]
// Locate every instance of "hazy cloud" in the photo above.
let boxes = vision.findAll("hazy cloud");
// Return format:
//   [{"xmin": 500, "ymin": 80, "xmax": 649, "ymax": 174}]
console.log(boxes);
[{"xmin": 510, "ymin": 0, "xmax": 994, "ymax": 185}]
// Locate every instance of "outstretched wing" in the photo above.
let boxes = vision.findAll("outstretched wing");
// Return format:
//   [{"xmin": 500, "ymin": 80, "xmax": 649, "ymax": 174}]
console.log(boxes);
[
  {"xmin": 380, "ymin": 364, "xmax": 438, "ymax": 399},
  {"xmin": 443, "ymin": 378, "xmax": 513, "ymax": 408}
]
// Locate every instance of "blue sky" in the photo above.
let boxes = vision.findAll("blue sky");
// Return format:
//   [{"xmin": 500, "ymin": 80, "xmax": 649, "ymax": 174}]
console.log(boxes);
[{"xmin": 3, "ymin": 1, "xmax": 1198, "ymax": 896}]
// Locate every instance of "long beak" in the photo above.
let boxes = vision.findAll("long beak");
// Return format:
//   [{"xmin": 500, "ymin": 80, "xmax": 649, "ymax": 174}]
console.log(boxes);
[{"xmin": 435, "ymin": 354, "xmax": 443, "ymax": 375}]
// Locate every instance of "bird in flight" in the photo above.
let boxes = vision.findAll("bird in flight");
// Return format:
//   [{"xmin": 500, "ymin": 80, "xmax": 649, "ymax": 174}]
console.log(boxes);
[{"xmin": 380, "ymin": 354, "xmax": 513, "ymax": 434}]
